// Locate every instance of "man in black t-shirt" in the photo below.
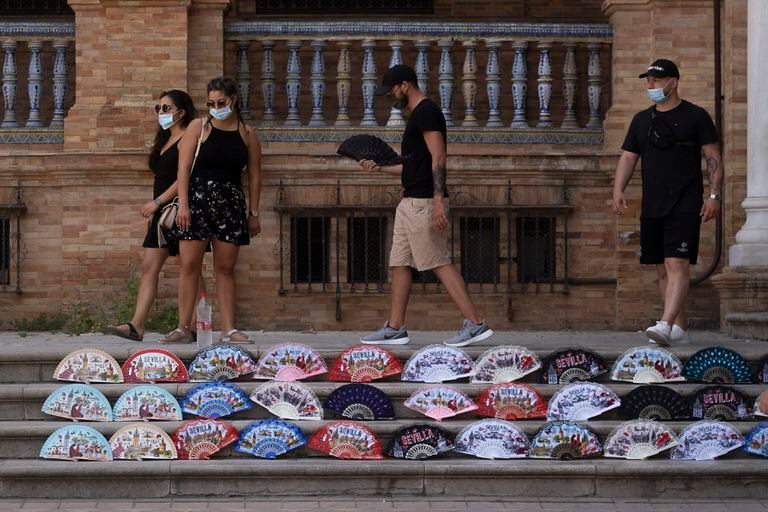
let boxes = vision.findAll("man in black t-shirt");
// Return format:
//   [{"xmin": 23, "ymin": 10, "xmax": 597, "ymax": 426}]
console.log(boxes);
[
  {"xmin": 612, "ymin": 59, "xmax": 722, "ymax": 346},
  {"xmin": 357, "ymin": 64, "xmax": 493, "ymax": 347}
]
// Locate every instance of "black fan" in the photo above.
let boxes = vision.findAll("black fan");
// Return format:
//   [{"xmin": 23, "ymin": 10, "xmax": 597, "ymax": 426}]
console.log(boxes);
[
  {"xmin": 337, "ymin": 135, "xmax": 402, "ymax": 166},
  {"xmin": 618, "ymin": 385, "xmax": 690, "ymax": 420},
  {"xmin": 757, "ymin": 356, "xmax": 768, "ymax": 384},
  {"xmin": 690, "ymin": 385, "xmax": 752, "ymax": 420}
]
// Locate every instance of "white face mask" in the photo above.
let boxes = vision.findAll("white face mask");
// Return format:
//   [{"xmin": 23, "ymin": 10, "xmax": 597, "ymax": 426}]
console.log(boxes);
[
  {"xmin": 158, "ymin": 113, "xmax": 177, "ymax": 130},
  {"xmin": 647, "ymin": 79, "xmax": 673, "ymax": 104},
  {"xmin": 209, "ymin": 104, "xmax": 233, "ymax": 121}
]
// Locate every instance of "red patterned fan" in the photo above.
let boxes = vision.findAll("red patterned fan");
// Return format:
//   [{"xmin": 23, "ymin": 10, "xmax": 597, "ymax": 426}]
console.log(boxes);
[
  {"xmin": 122, "ymin": 349, "xmax": 188, "ymax": 383},
  {"xmin": 173, "ymin": 419, "xmax": 239, "ymax": 460},
  {"xmin": 476, "ymin": 383, "xmax": 548, "ymax": 420},
  {"xmin": 308, "ymin": 421, "xmax": 383, "ymax": 460},
  {"xmin": 329, "ymin": 346, "xmax": 402, "ymax": 382}
]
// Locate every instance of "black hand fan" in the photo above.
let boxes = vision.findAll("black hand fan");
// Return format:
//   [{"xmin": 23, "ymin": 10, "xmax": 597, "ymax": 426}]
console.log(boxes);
[
  {"xmin": 618, "ymin": 385, "xmax": 690, "ymax": 420},
  {"xmin": 337, "ymin": 135, "xmax": 402, "ymax": 166}
]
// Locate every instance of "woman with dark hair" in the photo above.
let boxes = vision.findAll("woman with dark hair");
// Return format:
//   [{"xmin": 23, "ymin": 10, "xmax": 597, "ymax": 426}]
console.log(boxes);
[
  {"xmin": 167, "ymin": 77, "xmax": 261, "ymax": 344},
  {"xmin": 109, "ymin": 90, "xmax": 202, "ymax": 342}
]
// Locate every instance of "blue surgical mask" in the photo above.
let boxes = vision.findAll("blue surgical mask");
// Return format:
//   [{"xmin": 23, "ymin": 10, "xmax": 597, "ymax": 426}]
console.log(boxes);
[
  {"xmin": 158, "ymin": 113, "xmax": 177, "ymax": 130},
  {"xmin": 647, "ymin": 80, "xmax": 672, "ymax": 104},
  {"xmin": 209, "ymin": 104, "xmax": 233, "ymax": 121}
]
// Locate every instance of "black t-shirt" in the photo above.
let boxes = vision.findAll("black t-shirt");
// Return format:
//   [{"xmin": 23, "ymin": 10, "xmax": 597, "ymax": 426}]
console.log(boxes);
[
  {"xmin": 401, "ymin": 98, "xmax": 448, "ymax": 198},
  {"xmin": 621, "ymin": 100, "xmax": 718, "ymax": 218}
]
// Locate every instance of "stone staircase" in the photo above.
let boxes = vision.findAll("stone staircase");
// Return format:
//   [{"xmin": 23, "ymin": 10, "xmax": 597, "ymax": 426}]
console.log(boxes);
[{"xmin": 0, "ymin": 331, "xmax": 766, "ymax": 499}]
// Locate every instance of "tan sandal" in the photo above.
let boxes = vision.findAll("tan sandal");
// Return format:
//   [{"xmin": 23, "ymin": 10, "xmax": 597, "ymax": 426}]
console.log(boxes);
[
  {"xmin": 220, "ymin": 328, "xmax": 252, "ymax": 344},
  {"xmin": 159, "ymin": 328, "xmax": 190, "ymax": 344}
]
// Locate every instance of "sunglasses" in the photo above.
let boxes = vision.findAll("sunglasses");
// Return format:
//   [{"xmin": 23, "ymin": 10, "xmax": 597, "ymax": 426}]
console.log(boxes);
[
  {"xmin": 154, "ymin": 104, "xmax": 177, "ymax": 114},
  {"xmin": 206, "ymin": 99, "xmax": 230, "ymax": 109}
]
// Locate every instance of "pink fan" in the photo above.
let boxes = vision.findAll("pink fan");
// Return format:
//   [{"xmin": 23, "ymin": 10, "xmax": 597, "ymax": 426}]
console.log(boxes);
[{"xmin": 404, "ymin": 386, "xmax": 478, "ymax": 421}]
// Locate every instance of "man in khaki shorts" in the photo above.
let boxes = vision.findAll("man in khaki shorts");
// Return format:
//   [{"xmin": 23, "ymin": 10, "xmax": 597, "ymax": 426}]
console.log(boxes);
[{"xmin": 358, "ymin": 64, "xmax": 493, "ymax": 347}]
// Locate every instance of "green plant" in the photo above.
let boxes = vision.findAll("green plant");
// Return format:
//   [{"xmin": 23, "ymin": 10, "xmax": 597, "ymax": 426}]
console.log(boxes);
[{"xmin": 10, "ymin": 312, "xmax": 67, "ymax": 335}]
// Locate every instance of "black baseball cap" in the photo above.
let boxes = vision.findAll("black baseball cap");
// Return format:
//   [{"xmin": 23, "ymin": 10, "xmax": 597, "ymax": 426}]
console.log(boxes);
[
  {"xmin": 374, "ymin": 64, "xmax": 419, "ymax": 96},
  {"xmin": 639, "ymin": 59, "xmax": 680, "ymax": 79}
]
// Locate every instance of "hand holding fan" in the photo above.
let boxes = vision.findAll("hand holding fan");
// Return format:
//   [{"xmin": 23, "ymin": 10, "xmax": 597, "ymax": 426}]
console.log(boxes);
[{"xmin": 337, "ymin": 135, "xmax": 402, "ymax": 166}]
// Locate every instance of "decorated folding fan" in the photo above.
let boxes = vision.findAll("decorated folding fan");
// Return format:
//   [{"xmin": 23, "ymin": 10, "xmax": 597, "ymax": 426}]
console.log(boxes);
[
  {"xmin": 250, "ymin": 380, "xmax": 323, "ymax": 421},
  {"xmin": 39, "ymin": 425, "xmax": 112, "ymax": 461},
  {"xmin": 743, "ymin": 422, "xmax": 768, "ymax": 458},
  {"xmin": 683, "ymin": 346, "xmax": 753, "ymax": 384},
  {"xmin": 618, "ymin": 385, "xmax": 690, "ymax": 420},
  {"xmin": 603, "ymin": 419, "xmax": 678, "ymax": 459},
  {"xmin": 236, "ymin": 419, "xmax": 307, "ymax": 459},
  {"xmin": 54, "ymin": 349, "xmax": 123, "ymax": 384},
  {"xmin": 42, "ymin": 384, "xmax": 113, "ymax": 422},
  {"xmin": 476, "ymin": 383, "xmax": 547, "ymax": 420},
  {"xmin": 122, "ymin": 349, "xmax": 188, "ymax": 383},
  {"xmin": 404, "ymin": 386, "xmax": 477, "ymax": 421},
  {"xmin": 308, "ymin": 421, "xmax": 384, "ymax": 459},
  {"xmin": 546, "ymin": 382, "xmax": 620, "ymax": 421},
  {"xmin": 113, "ymin": 385, "xmax": 182, "ymax": 422},
  {"xmin": 754, "ymin": 390, "xmax": 768, "ymax": 418},
  {"xmin": 253, "ymin": 343, "xmax": 328, "ymax": 381},
  {"xmin": 670, "ymin": 420, "xmax": 744, "ymax": 460},
  {"xmin": 187, "ymin": 343, "xmax": 257, "ymax": 382},
  {"xmin": 541, "ymin": 348, "xmax": 607, "ymax": 384},
  {"xmin": 173, "ymin": 419, "xmax": 239, "ymax": 460},
  {"xmin": 470, "ymin": 345, "xmax": 541, "ymax": 384},
  {"xmin": 387, "ymin": 424, "xmax": 454, "ymax": 460},
  {"xmin": 455, "ymin": 419, "xmax": 529, "ymax": 459},
  {"xmin": 690, "ymin": 385, "xmax": 752, "ymax": 420},
  {"xmin": 610, "ymin": 346, "xmax": 684, "ymax": 384},
  {"xmin": 529, "ymin": 421, "xmax": 602, "ymax": 460},
  {"xmin": 401, "ymin": 345, "xmax": 474, "ymax": 383},
  {"xmin": 325, "ymin": 383, "xmax": 395, "ymax": 420},
  {"xmin": 337, "ymin": 134, "xmax": 402, "ymax": 166},
  {"xmin": 757, "ymin": 356, "xmax": 768, "ymax": 384},
  {"xmin": 329, "ymin": 345, "xmax": 402, "ymax": 382},
  {"xmin": 109, "ymin": 423, "xmax": 177, "ymax": 460},
  {"xmin": 180, "ymin": 381, "xmax": 252, "ymax": 419}
]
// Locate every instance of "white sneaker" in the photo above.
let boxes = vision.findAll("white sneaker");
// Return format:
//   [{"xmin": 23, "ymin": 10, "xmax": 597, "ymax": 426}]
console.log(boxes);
[
  {"xmin": 670, "ymin": 324, "xmax": 691, "ymax": 344},
  {"xmin": 645, "ymin": 320, "xmax": 672, "ymax": 346}
]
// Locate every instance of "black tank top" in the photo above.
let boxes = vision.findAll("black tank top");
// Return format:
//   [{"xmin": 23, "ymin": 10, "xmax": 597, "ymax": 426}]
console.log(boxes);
[
  {"xmin": 193, "ymin": 124, "xmax": 249, "ymax": 183},
  {"xmin": 148, "ymin": 140, "xmax": 179, "ymax": 201}
]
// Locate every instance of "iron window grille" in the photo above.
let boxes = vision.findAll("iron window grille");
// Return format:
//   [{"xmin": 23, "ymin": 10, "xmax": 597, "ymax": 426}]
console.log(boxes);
[
  {"xmin": 276, "ymin": 180, "xmax": 572, "ymax": 321},
  {"xmin": 0, "ymin": 183, "xmax": 26, "ymax": 294}
]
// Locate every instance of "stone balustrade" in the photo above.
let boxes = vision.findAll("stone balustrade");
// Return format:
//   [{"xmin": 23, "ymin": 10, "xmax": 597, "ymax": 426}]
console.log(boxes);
[
  {"xmin": 225, "ymin": 21, "xmax": 612, "ymax": 144},
  {"xmin": 0, "ymin": 22, "xmax": 75, "ymax": 143}
]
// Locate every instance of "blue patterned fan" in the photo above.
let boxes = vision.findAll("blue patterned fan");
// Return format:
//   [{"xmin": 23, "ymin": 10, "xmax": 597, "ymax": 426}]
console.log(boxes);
[
  {"xmin": 683, "ymin": 346, "xmax": 752, "ymax": 384},
  {"xmin": 235, "ymin": 419, "xmax": 307, "ymax": 459},
  {"xmin": 325, "ymin": 384, "xmax": 395, "ymax": 420},
  {"xmin": 670, "ymin": 420, "xmax": 744, "ymax": 460},
  {"xmin": 180, "ymin": 381, "xmax": 252, "ymax": 419},
  {"xmin": 743, "ymin": 422, "xmax": 768, "ymax": 458}
]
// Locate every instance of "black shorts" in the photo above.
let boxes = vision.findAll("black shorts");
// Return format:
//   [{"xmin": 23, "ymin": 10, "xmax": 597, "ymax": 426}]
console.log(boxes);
[
  {"xmin": 143, "ymin": 208, "xmax": 180, "ymax": 256},
  {"xmin": 640, "ymin": 213, "xmax": 701, "ymax": 265}
]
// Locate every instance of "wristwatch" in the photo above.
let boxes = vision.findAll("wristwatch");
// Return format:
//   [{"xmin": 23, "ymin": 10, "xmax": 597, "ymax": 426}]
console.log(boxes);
[
  {"xmin": 709, "ymin": 193, "xmax": 720, "ymax": 201},
  {"xmin": 249, "ymin": 210, "xmax": 260, "ymax": 217}
]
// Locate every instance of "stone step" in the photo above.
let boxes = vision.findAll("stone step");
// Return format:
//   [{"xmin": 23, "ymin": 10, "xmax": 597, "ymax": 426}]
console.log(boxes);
[
  {"xmin": 4, "ymin": 382, "xmax": 767, "ymax": 422},
  {"xmin": 1, "ymin": 457, "xmax": 767, "ymax": 500},
  {"xmin": 0, "ymin": 419, "xmax": 762, "ymax": 460}
]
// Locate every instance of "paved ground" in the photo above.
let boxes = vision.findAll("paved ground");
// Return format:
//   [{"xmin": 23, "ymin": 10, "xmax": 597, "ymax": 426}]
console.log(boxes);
[{"xmin": 0, "ymin": 498, "xmax": 765, "ymax": 511}]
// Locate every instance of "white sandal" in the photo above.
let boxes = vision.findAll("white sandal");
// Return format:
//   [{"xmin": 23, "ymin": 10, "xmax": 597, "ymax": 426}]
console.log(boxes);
[
  {"xmin": 159, "ymin": 328, "xmax": 190, "ymax": 344},
  {"xmin": 220, "ymin": 328, "xmax": 252, "ymax": 344}
]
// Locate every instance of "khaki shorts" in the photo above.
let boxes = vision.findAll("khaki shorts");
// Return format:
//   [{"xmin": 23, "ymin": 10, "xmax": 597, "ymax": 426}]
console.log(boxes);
[{"xmin": 389, "ymin": 198, "xmax": 451, "ymax": 271}]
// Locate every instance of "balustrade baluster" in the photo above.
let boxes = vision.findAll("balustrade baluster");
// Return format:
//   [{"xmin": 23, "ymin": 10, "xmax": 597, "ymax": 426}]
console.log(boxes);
[
  {"xmin": 586, "ymin": 42, "xmax": 603, "ymax": 129},
  {"xmin": 335, "ymin": 41, "xmax": 351, "ymax": 126},
  {"xmin": 261, "ymin": 40, "xmax": 276, "ymax": 126},
  {"xmin": 236, "ymin": 41, "xmax": 251, "ymax": 120},
  {"xmin": 309, "ymin": 39, "xmax": 326, "ymax": 127},
  {"xmin": 461, "ymin": 39, "xmax": 478, "ymax": 127},
  {"xmin": 485, "ymin": 39, "xmax": 502, "ymax": 128},
  {"xmin": 386, "ymin": 40, "xmax": 404, "ymax": 127},
  {"xmin": 438, "ymin": 39, "xmax": 454, "ymax": 127},
  {"xmin": 415, "ymin": 40, "xmax": 430, "ymax": 95},
  {"xmin": 561, "ymin": 43, "xmax": 578, "ymax": 129},
  {"xmin": 285, "ymin": 40, "xmax": 302, "ymax": 126},
  {"xmin": 25, "ymin": 40, "xmax": 43, "ymax": 127},
  {"xmin": 50, "ymin": 40, "xmax": 68, "ymax": 128},
  {"xmin": 536, "ymin": 41, "xmax": 553, "ymax": 128},
  {"xmin": 1, "ymin": 40, "xmax": 18, "ymax": 129},
  {"xmin": 361, "ymin": 39, "xmax": 377, "ymax": 127},
  {"xmin": 510, "ymin": 41, "xmax": 528, "ymax": 128}
]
